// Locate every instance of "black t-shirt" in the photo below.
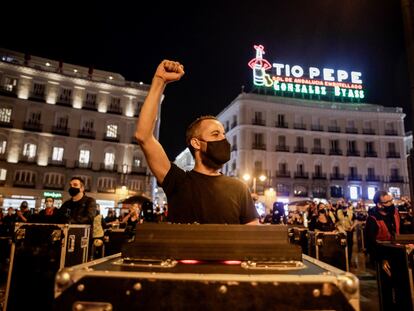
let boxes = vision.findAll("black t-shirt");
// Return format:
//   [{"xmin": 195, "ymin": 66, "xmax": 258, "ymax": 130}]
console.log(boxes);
[
  {"xmin": 162, "ymin": 163, "xmax": 259, "ymax": 224},
  {"xmin": 60, "ymin": 194, "xmax": 96, "ymax": 225}
]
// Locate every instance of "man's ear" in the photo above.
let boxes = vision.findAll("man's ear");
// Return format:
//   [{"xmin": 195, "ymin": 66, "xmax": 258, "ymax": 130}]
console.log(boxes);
[{"xmin": 190, "ymin": 137, "xmax": 201, "ymax": 152}]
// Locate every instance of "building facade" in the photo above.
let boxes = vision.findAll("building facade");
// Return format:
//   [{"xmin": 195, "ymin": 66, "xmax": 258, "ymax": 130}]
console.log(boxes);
[
  {"xmin": 0, "ymin": 49, "xmax": 156, "ymax": 211},
  {"xmin": 216, "ymin": 92, "xmax": 412, "ymax": 203}
]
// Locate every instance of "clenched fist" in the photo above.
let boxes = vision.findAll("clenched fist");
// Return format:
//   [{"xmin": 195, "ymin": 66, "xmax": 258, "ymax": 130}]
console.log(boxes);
[{"xmin": 154, "ymin": 60, "xmax": 185, "ymax": 84}]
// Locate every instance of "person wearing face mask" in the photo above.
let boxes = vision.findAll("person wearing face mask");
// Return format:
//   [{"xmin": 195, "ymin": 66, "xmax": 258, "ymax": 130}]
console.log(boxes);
[
  {"xmin": 60, "ymin": 177, "xmax": 96, "ymax": 225},
  {"xmin": 134, "ymin": 60, "xmax": 259, "ymax": 224},
  {"xmin": 37, "ymin": 197, "xmax": 64, "ymax": 223}
]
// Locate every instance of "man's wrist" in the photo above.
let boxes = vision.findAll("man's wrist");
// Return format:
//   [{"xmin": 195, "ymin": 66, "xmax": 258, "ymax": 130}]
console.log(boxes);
[{"xmin": 153, "ymin": 75, "xmax": 167, "ymax": 85}]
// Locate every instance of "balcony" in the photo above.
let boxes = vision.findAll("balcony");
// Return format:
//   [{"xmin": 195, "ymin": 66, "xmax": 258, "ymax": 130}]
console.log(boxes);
[
  {"xmin": 328, "ymin": 126, "xmax": 341, "ymax": 133},
  {"xmin": 231, "ymin": 145, "xmax": 237, "ymax": 151},
  {"xmin": 100, "ymin": 163, "xmax": 118, "ymax": 172},
  {"xmin": 107, "ymin": 105, "xmax": 123, "ymax": 115},
  {"xmin": 276, "ymin": 170, "xmax": 291, "ymax": 178},
  {"xmin": 131, "ymin": 166, "xmax": 147, "ymax": 175},
  {"xmin": 311, "ymin": 125, "xmax": 324, "ymax": 131},
  {"xmin": 231, "ymin": 122, "xmax": 237, "ymax": 129},
  {"xmin": 312, "ymin": 173, "xmax": 327, "ymax": 180},
  {"xmin": 366, "ymin": 175, "xmax": 381, "ymax": 182},
  {"xmin": 252, "ymin": 119, "xmax": 265, "ymax": 126},
  {"xmin": 19, "ymin": 155, "xmax": 37, "ymax": 163},
  {"xmin": 384, "ymin": 129, "xmax": 398, "ymax": 136},
  {"xmin": 78, "ymin": 129, "xmax": 96, "ymax": 139},
  {"xmin": 97, "ymin": 186, "xmax": 116, "ymax": 193},
  {"xmin": 83, "ymin": 101, "xmax": 97, "ymax": 111},
  {"xmin": 56, "ymin": 97, "xmax": 72, "ymax": 107},
  {"xmin": 329, "ymin": 149, "xmax": 343, "ymax": 156},
  {"xmin": 347, "ymin": 174, "xmax": 362, "ymax": 181},
  {"xmin": 364, "ymin": 151, "xmax": 378, "ymax": 158},
  {"xmin": 103, "ymin": 134, "xmax": 120, "ymax": 142},
  {"xmin": 75, "ymin": 160, "xmax": 92, "ymax": 169},
  {"xmin": 29, "ymin": 92, "xmax": 45, "ymax": 102},
  {"xmin": 43, "ymin": 183, "xmax": 64, "ymax": 190},
  {"xmin": 294, "ymin": 172, "xmax": 309, "ymax": 179},
  {"xmin": 52, "ymin": 126, "xmax": 70, "ymax": 136},
  {"xmin": 330, "ymin": 173, "xmax": 345, "ymax": 180},
  {"xmin": 313, "ymin": 191, "xmax": 327, "ymax": 198},
  {"xmin": 275, "ymin": 145, "xmax": 289, "ymax": 152},
  {"xmin": 362, "ymin": 128, "xmax": 376, "ymax": 135},
  {"xmin": 294, "ymin": 146, "xmax": 308, "ymax": 153},
  {"xmin": 0, "ymin": 119, "xmax": 13, "ymax": 128},
  {"xmin": 389, "ymin": 175, "xmax": 404, "ymax": 183},
  {"xmin": 346, "ymin": 150, "xmax": 360, "ymax": 157},
  {"xmin": 275, "ymin": 122, "xmax": 288, "ymax": 128},
  {"xmin": 252, "ymin": 143, "xmax": 266, "ymax": 150},
  {"xmin": 345, "ymin": 128, "xmax": 358, "ymax": 134},
  {"xmin": 23, "ymin": 121, "xmax": 43, "ymax": 132},
  {"xmin": 386, "ymin": 152, "xmax": 400, "ymax": 158},
  {"xmin": 48, "ymin": 158, "xmax": 67, "ymax": 167},
  {"xmin": 13, "ymin": 179, "xmax": 35, "ymax": 188},
  {"xmin": 311, "ymin": 148, "xmax": 325, "ymax": 155},
  {"xmin": 0, "ymin": 85, "xmax": 17, "ymax": 97},
  {"xmin": 293, "ymin": 123, "xmax": 306, "ymax": 130}
]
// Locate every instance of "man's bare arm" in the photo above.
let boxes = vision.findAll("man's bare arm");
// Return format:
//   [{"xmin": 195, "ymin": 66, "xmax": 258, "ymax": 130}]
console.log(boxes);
[{"xmin": 135, "ymin": 60, "xmax": 185, "ymax": 184}]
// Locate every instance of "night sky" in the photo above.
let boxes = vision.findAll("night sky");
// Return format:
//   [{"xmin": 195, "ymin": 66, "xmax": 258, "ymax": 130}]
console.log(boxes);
[{"xmin": 2, "ymin": 0, "xmax": 411, "ymax": 159}]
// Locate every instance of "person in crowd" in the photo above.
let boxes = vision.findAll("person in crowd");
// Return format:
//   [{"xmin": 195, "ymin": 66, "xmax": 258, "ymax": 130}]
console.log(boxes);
[
  {"xmin": 2, "ymin": 207, "xmax": 16, "ymax": 236},
  {"xmin": 336, "ymin": 201, "xmax": 356, "ymax": 264},
  {"xmin": 134, "ymin": 60, "xmax": 259, "ymax": 224},
  {"xmin": 104, "ymin": 208, "xmax": 118, "ymax": 224},
  {"xmin": 16, "ymin": 201, "xmax": 31, "ymax": 223},
  {"xmin": 60, "ymin": 177, "xmax": 96, "ymax": 225},
  {"xmin": 91, "ymin": 204, "xmax": 107, "ymax": 259},
  {"xmin": 122, "ymin": 203, "xmax": 142, "ymax": 237},
  {"xmin": 314, "ymin": 202, "xmax": 336, "ymax": 232},
  {"xmin": 35, "ymin": 197, "xmax": 64, "ymax": 223}
]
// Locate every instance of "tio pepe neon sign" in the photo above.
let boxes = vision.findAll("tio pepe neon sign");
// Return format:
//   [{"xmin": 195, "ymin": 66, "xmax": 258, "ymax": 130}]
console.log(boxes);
[{"xmin": 248, "ymin": 45, "xmax": 364, "ymax": 100}]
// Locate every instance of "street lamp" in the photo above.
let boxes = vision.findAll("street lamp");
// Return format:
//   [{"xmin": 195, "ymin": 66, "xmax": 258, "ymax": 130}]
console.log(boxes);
[{"xmin": 242, "ymin": 173, "xmax": 267, "ymax": 194}]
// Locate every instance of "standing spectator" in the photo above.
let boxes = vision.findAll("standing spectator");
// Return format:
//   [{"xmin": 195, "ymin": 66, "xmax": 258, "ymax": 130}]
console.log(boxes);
[
  {"xmin": 337, "ymin": 202, "xmax": 356, "ymax": 265},
  {"xmin": 91, "ymin": 204, "xmax": 107, "ymax": 259},
  {"xmin": 3, "ymin": 207, "xmax": 16, "ymax": 236},
  {"xmin": 104, "ymin": 208, "xmax": 118, "ymax": 224},
  {"xmin": 37, "ymin": 197, "xmax": 65, "ymax": 224},
  {"xmin": 314, "ymin": 202, "xmax": 335, "ymax": 232},
  {"xmin": 16, "ymin": 201, "xmax": 30, "ymax": 223},
  {"xmin": 122, "ymin": 203, "xmax": 142, "ymax": 237}
]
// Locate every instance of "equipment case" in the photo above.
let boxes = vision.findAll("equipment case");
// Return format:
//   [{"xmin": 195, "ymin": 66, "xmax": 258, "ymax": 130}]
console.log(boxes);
[
  {"xmin": 3, "ymin": 223, "xmax": 90, "ymax": 311},
  {"xmin": 54, "ymin": 224, "xmax": 360, "ymax": 311}
]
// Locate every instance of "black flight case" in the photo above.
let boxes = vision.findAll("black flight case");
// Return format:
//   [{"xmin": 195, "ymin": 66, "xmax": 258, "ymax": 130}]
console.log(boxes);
[{"xmin": 54, "ymin": 223, "xmax": 360, "ymax": 310}]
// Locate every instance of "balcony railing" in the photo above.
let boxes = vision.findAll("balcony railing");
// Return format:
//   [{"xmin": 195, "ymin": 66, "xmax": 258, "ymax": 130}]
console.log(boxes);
[
  {"xmin": 330, "ymin": 173, "xmax": 345, "ymax": 180},
  {"xmin": 294, "ymin": 172, "xmax": 309, "ymax": 179},
  {"xmin": 0, "ymin": 85, "xmax": 17, "ymax": 97},
  {"xmin": 275, "ymin": 145, "xmax": 289, "ymax": 152},
  {"xmin": 52, "ymin": 126, "xmax": 70, "ymax": 136},
  {"xmin": 252, "ymin": 143, "xmax": 266, "ymax": 150},
  {"xmin": 275, "ymin": 122, "xmax": 288, "ymax": 128},
  {"xmin": 389, "ymin": 175, "xmax": 404, "ymax": 183},
  {"xmin": 29, "ymin": 92, "xmax": 45, "ymax": 102},
  {"xmin": 312, "ymin": 173, "xmax": 327, "ymax": 180},
  {"xmin": 0, "ymin": 119, "xmax": 13, "ymax": 128},
  {"xmin": 293, "ymin": 123, "xmax": 306, "ymax": 130},
  {"xmin": 231, "ymin": 145, "xmax": 237, "ymax": 151},
  {"xmin": 346, "ymin": 150, "xmax": 360, "ymax": 157},
  {"xmin": 56, "ymin": 97, "xmax": 72, "ymax": 106},
  {"xmin": 384, "ymin": 129, "xmax": 398, "ymax": 136},
  {"xmin": 43, "ymin": 183, "xmax": 65, "ymax": 190},
  {"xmin": 48, "ymin": 158, "xmax": 67, "ymax": 166},
  {"xmin": 311, "ymin": 125, "xmax": 324, "ymax": 131},
  {"xmin": 311, "ymin": 148, "xmax": 325, "ymax": 155},
  {"xmin": 231, "ymin": 122, "xmax": 237, "ymax": 129},
  {"xmin": 83, "ymin": 101, "xmax": 97, "ymax": 111},
  {"xmin": 23, "ymin": 121, "xmax": 43, "ymax": 132},
  {"xmin": 252, "ymin": 119, "xmax": 265, "ymax": 126},
  {"xmin": 78, "ymin": 129, "xmax": 96, "ymax": 139},
  {"xmin": 345, "ymin": 128, "xmax": 358, "ymax": 134},
  {"xmin": 20, "ymin": 155, "xmax": 37, "ymax": 163},
  {"xmin": 75, "ymin": 160, "xmax": 92, "ymax": 169},
  {"xmin": 364, "ymin": 151, "xmax": 378, "ymax": 158},
  {"xmin": 329, "ymin": 149, "xmax": 343, "ymax": 156},
  {"xmin": 103, "ymin": 134, "xmax": 120, "ymax": 142},
  {"xmin": 276, "ymin": 170, "xmax": 291, "ymax": 178},
  {"xmin": 100, "ymin": 163, "xmax": 118, "ymax": 172},
  {"xmin": 294, "ymin": 147, "xmax": 308, "ymax": 153},
  {"xmin": 131, "ymin": 166, "xmax": 147, "ymax": 175},
  {"xmin": 366, "ymin": 175, "xmax": 381, "ymax": 182},
  {"xmin": 14, "ymin": 179, "xmax": 35, "ymax": 188},
  {"xmin": 328, "ymin": 126, "xmax": 341, "ymax": 133},
  {"xmin": 362, "ymin": 128, "xmax": 376, "ymax": 135},
  {"xmin": 107, "ymin": 105, "xmax": 123, "ymax": 115},
  {"xmin": 347, "ymin": 174, "xmax": 362, "ymax": 181},
  {"xmin": 97, "ymin": 187, "xmax": 116, "ymax": 193},
  {"xmin": 386, "ymin": 152, "xmax": 400, "ymax": 158}
]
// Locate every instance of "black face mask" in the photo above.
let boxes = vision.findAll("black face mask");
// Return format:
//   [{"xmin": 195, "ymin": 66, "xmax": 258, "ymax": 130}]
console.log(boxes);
[
  {"xmin": 319, "ymin": 209, "xmax": 326, "ymax": 214},
  {"xmin": 384, "ymin": 204, "xmax": 395, "ymax": 213},
  {"xmin": 68, "ymin": 187, "xmax": 81, "ymax": 197},
  {"xmin": 199, "ymin": 138, "xmax": 231, "ymax": 169}
]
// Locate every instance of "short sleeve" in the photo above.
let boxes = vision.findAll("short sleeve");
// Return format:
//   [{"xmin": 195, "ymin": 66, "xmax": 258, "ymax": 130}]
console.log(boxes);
[
  {"xmin": 161, "ymin": 163, "xmax": 186, "ymax": 198},
  {"xmin": 239, "ymin": 184, "xmax": 259, "ymax": 224}
]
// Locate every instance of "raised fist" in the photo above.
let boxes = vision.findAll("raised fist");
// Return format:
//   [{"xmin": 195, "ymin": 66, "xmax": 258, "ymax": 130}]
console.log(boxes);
[{"xmin": 154, "ymin": 60, "xmax": 185, "ymax": 84}]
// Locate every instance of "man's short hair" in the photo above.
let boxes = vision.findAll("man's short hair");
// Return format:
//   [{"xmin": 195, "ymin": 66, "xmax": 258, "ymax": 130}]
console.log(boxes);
[
  {"xmin": 45, "ymin": 196, "xmax": 54, "ymax": 202},
  {"xmin": 70, "ymin": 176, "xmax": 85, "ymax": 187},
  {"xmin": 373, "ymin": 190, "xmax": 389, "ymax": 205},
  {"xmin": 185, "ymin": 115, "xmax": 218, "ymax": 157}
]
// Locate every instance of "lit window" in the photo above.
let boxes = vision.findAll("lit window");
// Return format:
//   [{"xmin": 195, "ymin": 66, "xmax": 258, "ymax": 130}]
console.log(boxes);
[
  {"xmin": 23, "ymin": 143, "xmax": 37, "ymax": 158},
  {"xmin": 106, "ymin": 124, "xmax": 118, "ymax": 138},
  {"xmin": 133, "ymin": 157, "xmax": 141, "ymax": 167},
  {"xmin": 389, "ymin": 187, "xmax": 401, "ymax": 198},
  {"xmin": 0, "ymin": 108, "xmax": 12, "ymax": 123},
  {"xmin": 104, "ymin": 152, "xmax": 115, "ymax": 166},
  {"xmin": 367, "ymin": 187, "xmax": 376, "ymax": 200},
  {"xmin": 52, "ymin": 147, "xmax": 64, "ymax": 161},
  {"xmin": 79, "ymin": 149, "xmax": 90, "ymax": 164},
  {"xmin": 0, "ymin": 169, "xmax": 6, "ymax": 180},
  {"xmin": 0, "ymin": 140, "xmax": 6, "ymax": 154},
  {"xmin": 349, "ymin": 186, "xmax": 359, "ymax": 200}
]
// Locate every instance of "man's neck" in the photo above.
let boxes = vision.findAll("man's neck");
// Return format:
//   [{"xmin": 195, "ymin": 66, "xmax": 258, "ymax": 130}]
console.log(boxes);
[
  {"xmin": 72, "ymin": 193, "xmax": 84, "ymax": 202},
  {"xmin": 193, "ymin": 162, "xmax": 221, "ymax": 176}
]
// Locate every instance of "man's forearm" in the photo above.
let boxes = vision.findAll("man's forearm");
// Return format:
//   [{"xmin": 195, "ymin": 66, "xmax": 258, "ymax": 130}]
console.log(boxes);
[{"xmin": 135, "ymin": 77, "xmax": 166, "ymax": 143}]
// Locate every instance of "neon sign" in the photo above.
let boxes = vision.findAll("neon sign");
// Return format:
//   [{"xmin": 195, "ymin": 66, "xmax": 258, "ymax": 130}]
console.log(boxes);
[{"xmin": 248, "ymin": 45, "xmax": 365, "ymax": 100}]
